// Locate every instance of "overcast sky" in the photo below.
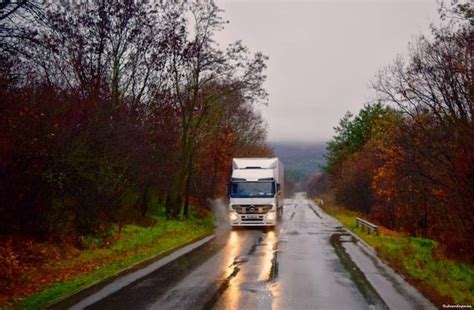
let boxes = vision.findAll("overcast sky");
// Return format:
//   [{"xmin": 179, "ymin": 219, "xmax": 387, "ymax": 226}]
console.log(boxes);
[{"xmin": 215, "ymin": 0, "xmax": 438, "ymax": 143}]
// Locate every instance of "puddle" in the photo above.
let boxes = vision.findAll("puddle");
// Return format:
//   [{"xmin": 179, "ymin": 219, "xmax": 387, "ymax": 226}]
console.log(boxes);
[
  {"xmin": 330, "ymin": 233, "xmax": 388, "ymax": 309},
  {"xmin": 353, "ymin": 242, "xmax": 426, "ymax": 307},
  {"xmin": 268, "ymin": 250, "xmax": 279, "ymax": 282},
  {"xmin": 308, "ymin": 229, "xmax": 344, "ymax": 235},
  {"xmin": 339, "ymin": 235, "xmax": 357, "ymax": 243},
  {"xmin": 308, "ymin": 204, "xmax": 323, "ymax": 219},
  {"xmin": 202, "ymin": 266, "xmax": 240, "ymax": 310},
  {"xmin": 206, "ymin": 229, "xmax": 282, "ymax": 309},
  {"xmin": 232, "ymin": 256, "xmax": 249, "ymax": 265}
]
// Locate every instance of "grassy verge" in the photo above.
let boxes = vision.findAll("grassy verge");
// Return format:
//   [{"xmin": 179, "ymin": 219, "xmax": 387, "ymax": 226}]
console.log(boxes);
[
  {"xmin": 317, "ymin": 195, "xmax": 474, "ymax": 306},
  {"xmin": 10, "ymin": 212, "xmax": 214, "ymax": 309}
]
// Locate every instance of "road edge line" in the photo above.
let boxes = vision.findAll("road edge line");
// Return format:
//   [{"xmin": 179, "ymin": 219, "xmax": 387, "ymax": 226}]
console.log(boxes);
[
  {"xmin": 312, "ymin": 201, "xmax": 377, "ymax": 253},
  {"xmin": 47, "ymin": 233, "xmax": 215, "ymax": 309},
  {"xmin": 313, "ymin": 200, "xmax": 435, "ymax": 309}
]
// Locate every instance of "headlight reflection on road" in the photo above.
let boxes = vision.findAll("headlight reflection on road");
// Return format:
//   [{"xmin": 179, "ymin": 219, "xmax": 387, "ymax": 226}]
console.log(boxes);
[
  {"xmin": 264, "ymin": 230, "xmax": 281, "ymax": 308},
  {"xmin": 267, "ymin": 230, "xmax": 276, "ymax": 247},
  {"xmin": 225, "ymin": 230, "xmax": 242, "ymax": 309},
  {"xmin": 225, "ymin": 230, "xmax": 241, "ymax": 270},
  {"xmin": 229, "ymin": 230, "xmax": 238, "ymax": 246},
  {"xmin": 258, "ymin": 230, "xmax": 277, "ymax": 282}
]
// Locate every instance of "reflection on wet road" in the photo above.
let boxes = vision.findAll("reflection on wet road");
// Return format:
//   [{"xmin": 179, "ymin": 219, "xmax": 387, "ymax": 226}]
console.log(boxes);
[{"xmin": 81, "ymin": 193, "xmax": 434, "ymax": 310}]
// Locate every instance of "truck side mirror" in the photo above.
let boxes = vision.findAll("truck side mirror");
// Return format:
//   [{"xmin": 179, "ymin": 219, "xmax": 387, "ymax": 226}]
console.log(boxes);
[
  {"xmin": 227, "ymin": 183, "xmax": 231, "ymax": 196},
  {"xmin": 277, "ymin": 183, "xmax": 281, "ymax": 192}
]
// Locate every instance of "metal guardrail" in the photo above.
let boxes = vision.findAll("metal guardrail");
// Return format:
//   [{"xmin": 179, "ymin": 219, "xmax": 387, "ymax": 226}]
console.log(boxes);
[{"xmin": 356, "ymin": 217, "xmax": 379, "ymax": 235}]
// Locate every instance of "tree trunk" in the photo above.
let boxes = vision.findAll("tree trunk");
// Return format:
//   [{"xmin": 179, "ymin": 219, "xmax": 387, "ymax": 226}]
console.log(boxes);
[
  {"xmin": 165, "ymin": 193, "xmax": 172, "ymax": 219},
  {"xmin": 183, "ymin": 155, "xmax": 193, "ymax": 218},
  {"xmin": 209, "ymin": 157, "xmax": 219, "ymax": 200},
  {"xmin": 183, "ymin": 183, "xmax": 190, "ymax": 217},
  {"xmin": 141, "ymin": 182, "xmax": 150, "ymax": 217},
  {"xmin": 183, "ymin": 132, "xmax": 197, "ymax": 217}
]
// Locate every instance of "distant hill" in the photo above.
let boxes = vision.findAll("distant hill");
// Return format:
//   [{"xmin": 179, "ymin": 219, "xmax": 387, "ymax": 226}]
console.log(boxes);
[{"xmin": 271, "ymin": 142, "xmax": 327, "ymax": 183}]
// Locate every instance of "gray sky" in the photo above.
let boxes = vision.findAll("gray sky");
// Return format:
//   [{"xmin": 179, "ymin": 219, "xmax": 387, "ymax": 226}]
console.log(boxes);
[{"xmin": 215, "ymin": 0, "xmax": 438, "ymax": 143}]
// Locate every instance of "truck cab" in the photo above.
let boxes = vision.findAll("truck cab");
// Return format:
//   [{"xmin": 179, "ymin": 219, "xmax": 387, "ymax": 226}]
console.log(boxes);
[{"xmin": 228, "ymin": 158, "xmax": 284, "ymax": 227}]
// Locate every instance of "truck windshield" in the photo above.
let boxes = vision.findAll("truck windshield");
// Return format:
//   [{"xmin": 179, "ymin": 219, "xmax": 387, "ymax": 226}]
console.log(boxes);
[{"xmin": 231, "ymin": 181, "xmax": 275, "ymax": 198}]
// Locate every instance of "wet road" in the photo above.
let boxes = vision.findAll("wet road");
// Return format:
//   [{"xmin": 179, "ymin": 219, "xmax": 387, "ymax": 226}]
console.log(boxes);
[{"xmin": 72, "ymin": 194, "xmax": 434, "ymax": 310}]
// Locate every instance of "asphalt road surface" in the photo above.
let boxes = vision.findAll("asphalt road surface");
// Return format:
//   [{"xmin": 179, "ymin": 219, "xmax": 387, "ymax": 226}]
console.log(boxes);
[{"xmin": 69, "ymin": 193, "xmax": 435, "ymax": 310}]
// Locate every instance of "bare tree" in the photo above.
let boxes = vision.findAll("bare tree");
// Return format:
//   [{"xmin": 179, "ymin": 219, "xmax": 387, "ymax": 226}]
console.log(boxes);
[
  {"xmin": 165, "ymin": 2, "xmax": 268, "ymax": 217},
  {"xmin": 370, "ymin": 4, "xmax": 473, "ymax": 253}
]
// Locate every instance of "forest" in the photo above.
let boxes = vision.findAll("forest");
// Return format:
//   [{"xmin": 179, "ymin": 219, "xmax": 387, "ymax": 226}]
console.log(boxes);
[
  {"xmin": 0, "ymin": 0, "xmax": 271, "ymax": 292},
  {"xmin": 315, "ymin": 4, "xmax": 473, "ymax": 263}
]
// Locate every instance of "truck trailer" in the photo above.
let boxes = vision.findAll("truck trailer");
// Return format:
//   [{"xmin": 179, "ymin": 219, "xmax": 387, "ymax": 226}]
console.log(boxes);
[{"xmin": 228, "ymin": 158, "xmax": 284, "ymax": 227}]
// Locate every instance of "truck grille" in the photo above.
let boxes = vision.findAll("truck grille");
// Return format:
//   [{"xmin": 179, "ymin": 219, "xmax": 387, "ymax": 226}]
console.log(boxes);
[
  {"xmin": 232, "ymin": 205, "xmax": 272, "ymax": 214},
  {"xmin": 242, "ymin": 218, "xmax": 264, "ymax": 222}
]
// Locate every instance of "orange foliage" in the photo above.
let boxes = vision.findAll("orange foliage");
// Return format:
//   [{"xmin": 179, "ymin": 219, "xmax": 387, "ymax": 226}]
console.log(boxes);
[
  {"xmin": 193, "ymin": 126, "xmax": 273, "ymax": 207},
  {"xmin": 371, "ymin": 118, "xmax": 474, "ymax": 262}
]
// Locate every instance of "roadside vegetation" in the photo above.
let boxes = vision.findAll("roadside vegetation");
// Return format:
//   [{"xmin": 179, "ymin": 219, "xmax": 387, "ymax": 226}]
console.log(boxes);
[
  {"xmin": 306, "ymin": 2, "xmax": 473, "ymax": 305},
  {"xmin": 0, "ymin": 1, "xmax": 271, "ymax": 307},
  {"xmin": 4, "ymin": 204, "xmax": 213, "ymax": 309},
  {"xmin": 307, "ymin": 3, "xmax": 473, "ymax": 263},
  {"xmin": 318, "ymin": 195, "xmax": 474, "ymax": 306}
]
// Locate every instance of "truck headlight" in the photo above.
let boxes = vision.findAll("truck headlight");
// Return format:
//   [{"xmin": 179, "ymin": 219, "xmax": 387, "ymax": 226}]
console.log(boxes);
[
  {"xmin": 230, "ymin": 213, "xmax": 238, "ymax": 221},
  {"xmin": 266, "ymin": 212, "xmax": 275, "ymax": 221}
]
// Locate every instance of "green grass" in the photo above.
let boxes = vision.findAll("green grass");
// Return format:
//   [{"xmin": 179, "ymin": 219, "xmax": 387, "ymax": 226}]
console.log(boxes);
[
  {"xmin": 317, "ymin": 197, "xmax": 474, "ymax": 306},
  {"xmin": 15, "ymin": 211, "xmax": 214, "ymax": 309}
]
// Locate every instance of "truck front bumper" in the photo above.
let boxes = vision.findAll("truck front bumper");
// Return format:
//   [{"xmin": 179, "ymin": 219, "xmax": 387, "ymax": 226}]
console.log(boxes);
[{"xmin": 230, "ymin": 212, "xmax": 276, "ymax": 226}]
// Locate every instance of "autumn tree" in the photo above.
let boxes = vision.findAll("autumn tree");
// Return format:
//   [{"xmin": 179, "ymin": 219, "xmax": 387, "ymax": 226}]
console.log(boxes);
[
  {"xmin": 323, "ymin": 103, "xmax": 402, "ymax": 212},
  {"xmin": 324, "ymin": 2, "xmax": 472, "ymax": 261},
  {"xmin": 191, "ymin": 84, "xmax": 272, "ymax": 207},
  {"xmin": 0, "ymin": 1, "xmax": 270, "ymax": 238},
  {"xmin": 305, "ymin": 172, "xmax": 329, "ymax": 197},
  {"xmin": 370, "ymin": 3, "xmax": 473, "ymax": 258},
  {"xmin": 164, "ymin": 2, "xmax": 268, "ymax": 218}
]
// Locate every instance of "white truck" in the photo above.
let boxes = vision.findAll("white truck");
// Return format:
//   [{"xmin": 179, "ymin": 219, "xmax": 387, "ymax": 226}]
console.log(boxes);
[{"xmin": 228, "ymin": 158, "xmax": 284, "ymax": 227}]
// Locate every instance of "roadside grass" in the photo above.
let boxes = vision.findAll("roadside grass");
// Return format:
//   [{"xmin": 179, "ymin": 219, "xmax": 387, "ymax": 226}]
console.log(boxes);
[
  {"xmin": 317, "ymin": 196, "xmax": 474, "ymax": 306},
  {"xmin": 11, "ymin": 209, "xmax": 214, "ymax": 310}
]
